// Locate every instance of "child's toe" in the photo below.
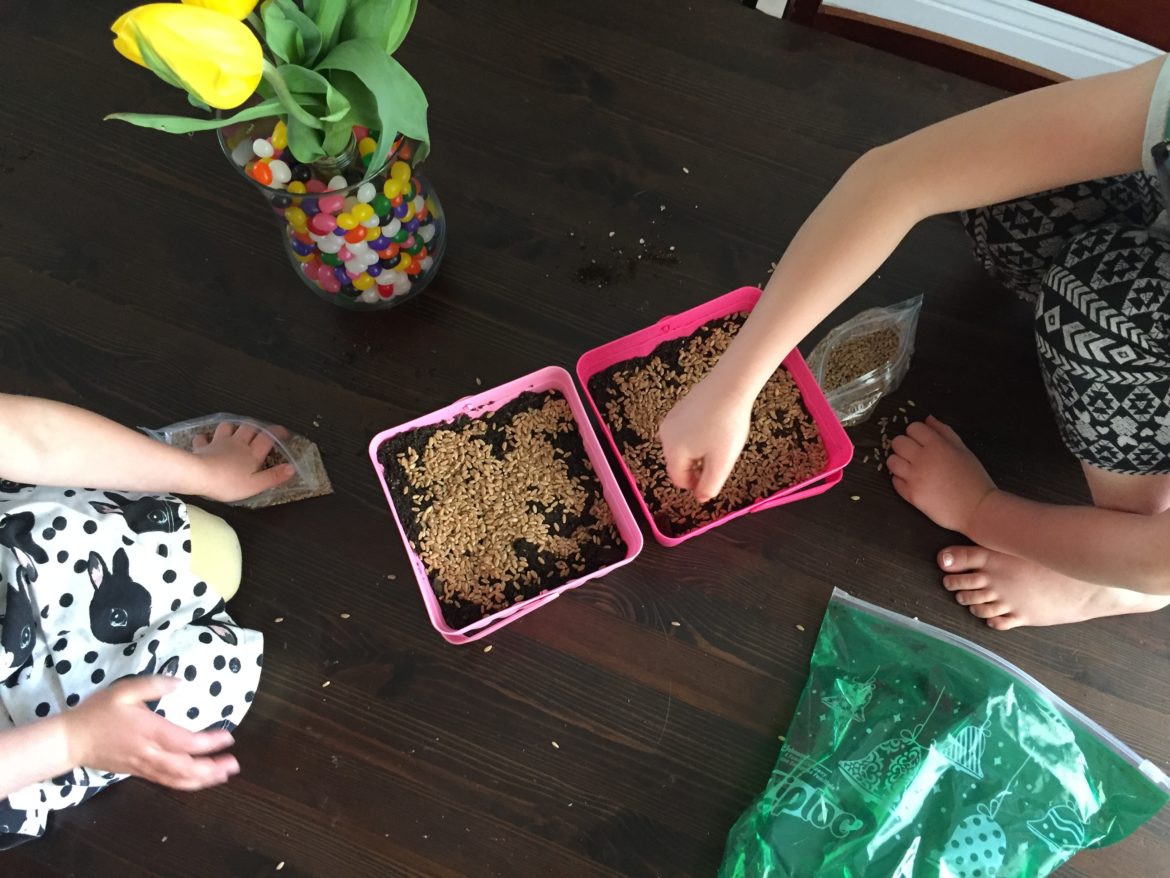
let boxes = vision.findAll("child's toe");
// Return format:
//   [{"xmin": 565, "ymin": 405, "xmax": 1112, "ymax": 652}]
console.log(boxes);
[{"xmin": 938, "ymin": 545, "xmax": 987, "ymax": 573}]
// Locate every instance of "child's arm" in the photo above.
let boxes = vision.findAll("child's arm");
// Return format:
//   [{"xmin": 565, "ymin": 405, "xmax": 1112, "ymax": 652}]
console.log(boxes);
[
  {"xmin": 0, "ymin": 676, "xmax": 237, "ymax": 799},
  {"xmin": 660, "ymin": 56, "xmax": 1166, "ymax": 501},
  {"xmin": 889, "ymin": 417, "xmax": 1170, "ymax": 595},
  {"xmin": 0, "ymin": 394, "xmax": 292, "ymax": 502}
]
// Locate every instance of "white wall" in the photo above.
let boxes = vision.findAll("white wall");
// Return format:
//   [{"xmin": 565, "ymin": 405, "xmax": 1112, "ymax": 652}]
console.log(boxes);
[{"xmin": 759, "ymin": 0, "xmax": 1160, "ymax": 79}]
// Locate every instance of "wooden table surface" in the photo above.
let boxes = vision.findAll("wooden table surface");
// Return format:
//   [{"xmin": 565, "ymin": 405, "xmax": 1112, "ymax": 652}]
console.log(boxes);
[{"xmin": 1, "ymin": 0, "xmax": 1167, "ymax": 875}]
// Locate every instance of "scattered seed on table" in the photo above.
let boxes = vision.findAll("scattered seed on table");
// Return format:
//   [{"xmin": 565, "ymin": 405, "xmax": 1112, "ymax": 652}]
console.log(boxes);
[
  {"xmin": 778, "ymin": 735, "xmax": 786, "ymax": 743},
  {"xmin": 321, "ymin": 681, "xmax": 331, "ymax": 688},
  {"xmin": 475, "ymin": 377, "xmax": 482, "ymax": 386},
  {"xmin": 551, "ymin": 741, "xmax": 560, "ymax": 749},
  {"xmin": 483, "ymin": 645, "xmax": 493, "ymax": 653},
  {"xmin": 386, "ymin": 574, "xmax": 396, "ymax": 580},
  {"xmin": 608, "ymin": 230, "xmax": 615, "ymax": 237},
  {"xmin": 670, "ymin": 621, "xmax": 681, "ymax": 627},
  {"xmin": 796, "ymin": 624, "xmax": 806, "ymax": 631},
  {"xmin": 276, "ymin": 863, "xmax": 285, "ymax": 872},
  {"xmin": 339, "ymin": 613, "xmax": 350, "ymax": 620},
  {"xmin": 274, "ymin": 617, "xmax": 284, "ymax": 624},
  {"xmin": 312, "ymin": 420, "xmax": 320, "ymax": 428},
  {"xmin": 850, "ymin": 495, "xmax": 860, "ymax": 501}
]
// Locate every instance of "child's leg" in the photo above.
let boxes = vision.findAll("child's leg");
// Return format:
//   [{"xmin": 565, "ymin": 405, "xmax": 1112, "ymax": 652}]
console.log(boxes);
[
  {"xmin": 960, "ymin": 173, "xmax": 1160, "ymax": 303},
  {"xmin": 938, "ymin": 222, "xmax": 1170, "ymax": 628}
]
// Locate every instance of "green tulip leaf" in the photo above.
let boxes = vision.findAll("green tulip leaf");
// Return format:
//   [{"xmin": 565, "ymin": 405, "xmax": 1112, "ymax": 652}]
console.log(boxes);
[
  {"xmin": 187, "ymin": 92, "xmax": 211, "ymax": 112},
  {"xmin": 272, "ymin": 0, "xmax": 322, "ymax": 65},
  {"xmin": 287, "ymin": 114, "xmax": 326, "ymax": 163},
  {"xmin": 313, "ymin": 0, "xmax": 347, "ymax": 60},
  {"xmin": 261, "ymin": 2, "xmax": 301, "ymax": 64},
  {"xmin": 322, "ymin": 120, "xmax": 354, "ymax": 157},
  {"xmin": 261, "ymin": 60, "xmax": 323, "ymax": 129},
  {"xmin": 278, "ymin": 64, "xmax": 351, "ymax": 123},
  {"xmin": 340, "ymin": 0, "xmax": 417, "ymax": 55},
  {"xmin": 104, "ymin": 97, "xmax": 284, "ymax": 134},
  {"xmin": 317, "ymin": 38, "xmax": 429, "ymax": 176}
]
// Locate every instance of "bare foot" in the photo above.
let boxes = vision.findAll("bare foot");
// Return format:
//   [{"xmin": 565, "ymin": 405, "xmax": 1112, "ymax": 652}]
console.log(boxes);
[{"xmin": 937, "ymin": 545, "xmax": 1170, "ymax": 630}]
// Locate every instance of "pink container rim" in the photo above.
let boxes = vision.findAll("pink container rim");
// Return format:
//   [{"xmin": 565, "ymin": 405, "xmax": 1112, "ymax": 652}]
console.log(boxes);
[
  {"xmin": 575, "ymin": 286, "xmax": 854, "ymax": 547},
  {"xmin": 368, "ymin": 365, "xmax": 644, "ymax": 645}
]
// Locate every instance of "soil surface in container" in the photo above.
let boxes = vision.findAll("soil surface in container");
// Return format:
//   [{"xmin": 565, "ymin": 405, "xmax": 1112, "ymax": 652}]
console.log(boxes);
[
  {"xmin": 378, "ymin": 390, "xmax": 626, "ymax": 629},
  {"xmin": 588, "ymin": 313, "xmax": 827, "ymax": 536}
]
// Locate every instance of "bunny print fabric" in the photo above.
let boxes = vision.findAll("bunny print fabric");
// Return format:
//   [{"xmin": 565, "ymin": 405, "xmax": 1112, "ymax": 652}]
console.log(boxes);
[{"xmin": 0, "ymin": 484, "xmax": 263, "ymax": 847}]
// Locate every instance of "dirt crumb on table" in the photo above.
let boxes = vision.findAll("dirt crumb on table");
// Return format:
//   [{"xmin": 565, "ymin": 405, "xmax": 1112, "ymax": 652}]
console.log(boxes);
[{"xmin": 378, "ymin": 390, "xmax": 626, "ymax": 629}]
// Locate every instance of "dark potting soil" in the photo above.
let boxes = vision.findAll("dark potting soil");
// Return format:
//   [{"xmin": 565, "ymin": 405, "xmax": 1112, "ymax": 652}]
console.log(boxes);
[
  {"xmin": 377, "ymin": 390, "xmax": 626, "ymax": 630},
  {"xmin": 588, "ymin": 313, "xmax": 826, "ymax": 536}
]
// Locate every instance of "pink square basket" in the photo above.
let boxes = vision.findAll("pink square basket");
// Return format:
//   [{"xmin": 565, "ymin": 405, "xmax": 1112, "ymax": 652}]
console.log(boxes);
[
  {"xmin": 576, "ymin": 286, "xmax": 854, "ymax": 547},
  {"xmin": 368, "ymin": 366, "xmax": 644, "ymax": 645}
]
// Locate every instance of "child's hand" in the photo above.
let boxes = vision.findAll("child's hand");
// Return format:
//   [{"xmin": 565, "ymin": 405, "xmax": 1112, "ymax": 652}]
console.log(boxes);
[
  {"xmin": 659, "ymin": 377, "xmax": 753, "ymax": 502},
  {"xmin": 887, "ymin": 415, "xmax": 997, "ymax": 534},
  {"xmin": 192, "ymin": 421, "xmax": 295, "ymax": 503},
  {"xmin": 65, "ymin": 676, "xmax": 239, "ymax": 791}
]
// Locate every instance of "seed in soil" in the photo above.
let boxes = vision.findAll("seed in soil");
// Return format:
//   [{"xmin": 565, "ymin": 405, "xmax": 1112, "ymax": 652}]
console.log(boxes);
[
  {"xmin": 588, "ymin": 313, "xmax": 827, "ymax": 536},
  {"xmin": 378, "ymin": 390, "xmax": 627, "ymax": 629}
]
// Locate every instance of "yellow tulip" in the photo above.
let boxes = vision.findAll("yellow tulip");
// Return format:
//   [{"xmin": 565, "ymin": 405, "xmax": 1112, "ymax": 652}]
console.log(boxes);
[
  {"xmin": 111, "ymin": 4, "xmax": 263, "ymax": 109},
  {"xmin": 180, "ymin": 0, "xmax": 260, "ymax": 19}
]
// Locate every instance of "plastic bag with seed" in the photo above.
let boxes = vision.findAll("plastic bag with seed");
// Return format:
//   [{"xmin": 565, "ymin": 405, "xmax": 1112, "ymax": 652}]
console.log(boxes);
[
  {"xmin": 140, "ymin": 413, "xmax": 332, "ymax": 508},
  {"xmin": 718, "ymin": 590, "xmax": 1169, "ymax": 878},
  {"xmin": 806, "ymin": 295, "xmax": 923, "ymax": 426}
]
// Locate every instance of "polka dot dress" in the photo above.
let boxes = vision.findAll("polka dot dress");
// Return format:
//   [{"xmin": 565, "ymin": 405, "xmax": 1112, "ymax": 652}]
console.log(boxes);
[{"xmin": 0, "ymin": 484, "xmax": 262, "ymax": 847}]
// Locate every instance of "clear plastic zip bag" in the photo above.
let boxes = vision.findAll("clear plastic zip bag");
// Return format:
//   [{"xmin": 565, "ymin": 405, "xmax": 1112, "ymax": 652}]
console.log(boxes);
[
  {"xmin": 806, "ymin": 295, "xmax": 924, "ymax": 427},
  {"xmin": 718, "ymin": 590, "xmax": 1169, "ymax": 877},
  {"xmin": 141, "ymin": 413, "xmax": 333, "ymax": 509}
]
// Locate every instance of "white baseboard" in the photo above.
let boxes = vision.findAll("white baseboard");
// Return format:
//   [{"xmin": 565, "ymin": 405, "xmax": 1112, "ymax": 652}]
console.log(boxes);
[{"xmin": 758, "ymin": 0, "xmax": 1161, "ymax": 79}]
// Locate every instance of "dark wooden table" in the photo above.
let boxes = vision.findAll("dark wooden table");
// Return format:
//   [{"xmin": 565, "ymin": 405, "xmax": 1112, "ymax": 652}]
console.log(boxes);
[{"xmin": 1, "ymin": 1, "xmax": 1167, "ymax": 875}]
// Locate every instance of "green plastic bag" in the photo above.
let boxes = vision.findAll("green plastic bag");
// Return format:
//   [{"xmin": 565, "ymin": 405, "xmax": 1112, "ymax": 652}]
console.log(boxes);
[{"xmin": 719, "ymin": 590, "xmax": 1169, "ymax": 877}]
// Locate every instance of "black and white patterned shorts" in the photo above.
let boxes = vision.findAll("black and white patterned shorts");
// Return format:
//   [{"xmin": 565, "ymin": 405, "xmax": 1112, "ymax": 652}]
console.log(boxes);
[{"xmin": 961, "ymin": 174, "xmax": 1170, "ymax": 475}]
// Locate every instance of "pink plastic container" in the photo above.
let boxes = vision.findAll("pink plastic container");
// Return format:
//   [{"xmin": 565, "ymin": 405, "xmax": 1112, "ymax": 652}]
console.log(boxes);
[
  {"xmin": 368, "ymin": 366, "xmax": 644, "ymax": 645},
  {"xmin": 576, "ymin": 286, "xmax": 854, "ymax": 547}
]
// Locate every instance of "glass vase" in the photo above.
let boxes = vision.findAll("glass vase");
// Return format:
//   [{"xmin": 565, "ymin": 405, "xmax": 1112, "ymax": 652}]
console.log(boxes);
[{"xmin": 218, "ymin": 117, "xmax": 446, "ymax": 310}]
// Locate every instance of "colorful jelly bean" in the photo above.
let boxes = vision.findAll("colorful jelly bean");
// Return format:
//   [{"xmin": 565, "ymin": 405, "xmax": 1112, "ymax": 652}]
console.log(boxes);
[
  {"xmin": 252, "ymin": 138, "xmax": 274, "ymax": 159},
  {"xmin": 288, "ymin": 181, "xmax": 307, "ymax": 195},
  {"xmin": 358, "ymin": 137, "xmax": 377, "ymax": 157},
  {"xmin": 356, "ymin": 182, "xmax": 377, "ymax": 203},
  {"xmin": 351, "ymin": 203, "xmax": 375, "ymax": 223},
  {"xmin": 319, "ymin": 194, "xmax": 345, "ymax": 215},
  {"xmin": 269, "ymin": 159, "xmax": 292, "ymax": 185},
  {"xmin": 251, "ymin": 161, "xmax": 274, "ymax": 185},
  {"xmin": 372, "ymin": 194, "xmax": 392, "ymax": 216},
  {"xmin": 344, "ymin": 227, "xmax": 365, "ymax": 244},
  {"xmin": 327, "ymin": 175, "xmax": 347, "ymax": 191},
  {"xmin": 309, "ymin": 213, "xmax": 338, "ymax": 235},
  {"xmin": 305, "ymin": 178, "xmax": 327, "ymax": 193},
  {"xmin": 336, "ymin": 213, "xmax": 358, "ymax": 231}
]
